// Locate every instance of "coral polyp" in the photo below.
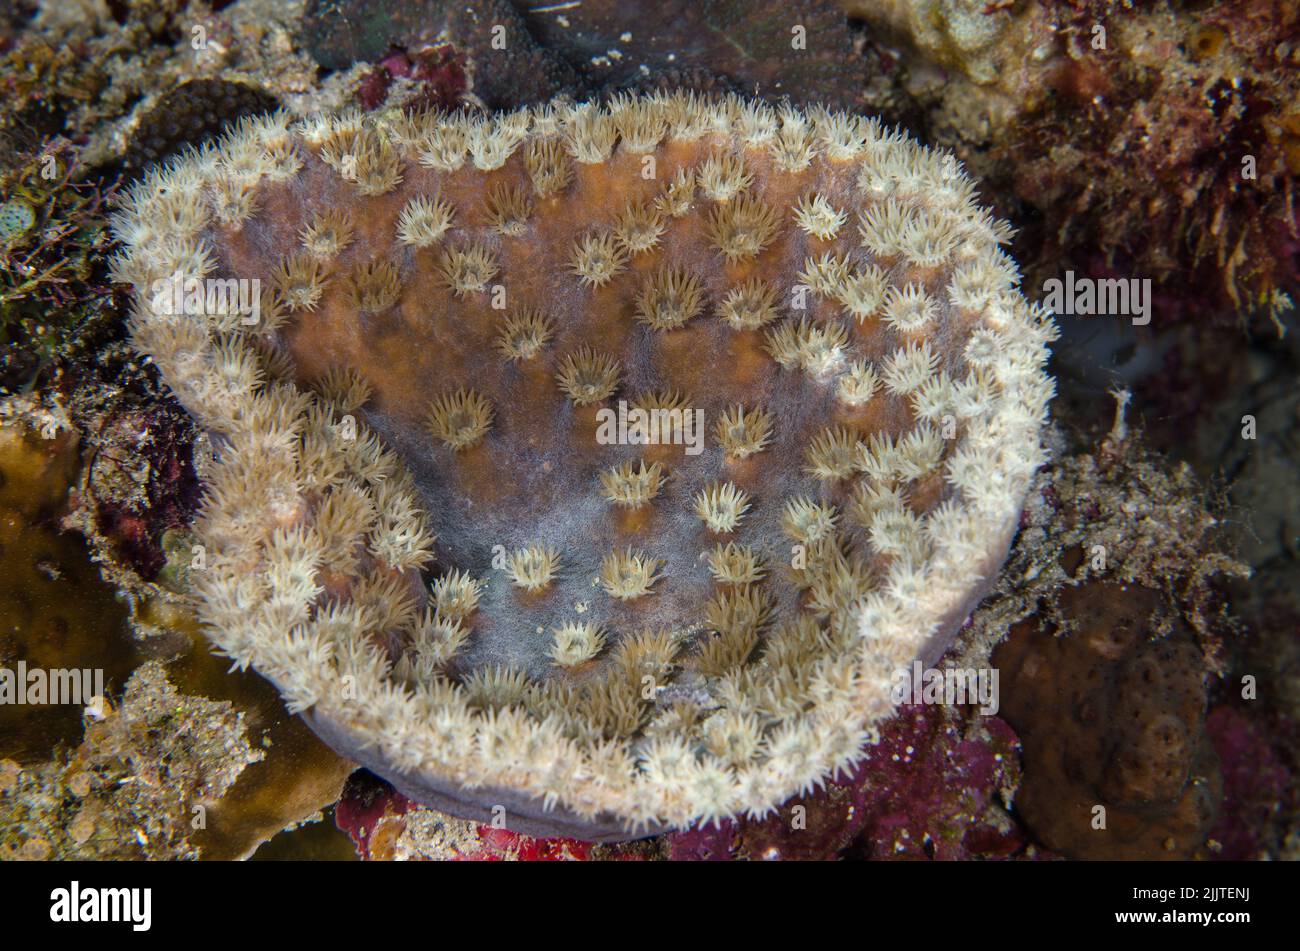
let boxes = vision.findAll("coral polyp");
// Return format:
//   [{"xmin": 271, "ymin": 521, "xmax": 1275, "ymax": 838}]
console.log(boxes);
[{"xmin": 111, "ymin": 92, "xmax": 1055, "ymax": 840}]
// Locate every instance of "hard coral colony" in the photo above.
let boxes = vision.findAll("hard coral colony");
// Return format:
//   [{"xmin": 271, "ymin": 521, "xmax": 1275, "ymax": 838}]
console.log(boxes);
[{"xmin": 111, "ymin": 93, "xmax": 1055, "ymax": 839}]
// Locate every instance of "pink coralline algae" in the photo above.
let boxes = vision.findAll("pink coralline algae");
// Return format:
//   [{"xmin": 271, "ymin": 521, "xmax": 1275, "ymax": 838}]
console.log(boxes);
[
  {"xmin": 666, "ymin": 702, "xmax": 1026, "ymax": 861},
  {"xmin": 335, "ymin": 771, "xmax": 612, "ymax": 861},
  {"xmin": 337, "ymin": 702, "xmax": 1028, "ymax": 861},
  {"xmin": 1205, "ymin": 705, "xmax": 1292, "ymax": 861},
  {"xmin": 356, "ymin": 46, "xmax": 469, "ymax": 112}
]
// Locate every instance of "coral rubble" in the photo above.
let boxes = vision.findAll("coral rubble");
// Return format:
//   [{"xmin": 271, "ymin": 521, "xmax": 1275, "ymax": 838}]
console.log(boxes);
[
  {"xmin": 844, "ymin": 0, "xmax": 1300, "ymax": 330},
  {"xmin": 0, "ymin": 662, "xmax": 260, "ymax": 860}
]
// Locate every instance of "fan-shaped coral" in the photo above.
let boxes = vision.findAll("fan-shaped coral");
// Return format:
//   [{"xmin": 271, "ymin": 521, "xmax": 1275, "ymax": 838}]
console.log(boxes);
[{"xmin": 110, "ymin": 92, "xmax": 1055, "ymax": 840}]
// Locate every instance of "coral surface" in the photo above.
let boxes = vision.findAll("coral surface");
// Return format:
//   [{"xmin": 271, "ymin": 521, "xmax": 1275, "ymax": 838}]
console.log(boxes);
[
  {"xmin": 0, "ymin": 0, "xmax": 1290, "ymax": 863},
  {"xmin": 111, "ymin": 92, "xmax": 1055, "ymax": 838}
]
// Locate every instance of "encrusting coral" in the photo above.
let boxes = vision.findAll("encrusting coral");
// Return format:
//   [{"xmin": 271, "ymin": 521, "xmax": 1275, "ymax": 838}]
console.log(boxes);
[
  {"xmin": 125, "ymin": 79, "xmax": 282, "ymax": 175},
  {"xmin": 996, "ymin": 583, "xmax": 1221, "ymax": 860},
  {"xmin": 110, "ymin": 91, "xmax": 1055, "ymax": 840}
]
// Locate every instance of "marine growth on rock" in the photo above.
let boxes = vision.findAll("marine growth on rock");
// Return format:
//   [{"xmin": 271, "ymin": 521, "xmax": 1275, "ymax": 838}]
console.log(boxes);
[{"xmin": 110, "ymin": 92, "xmax": 1056, "ymax": 839}]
